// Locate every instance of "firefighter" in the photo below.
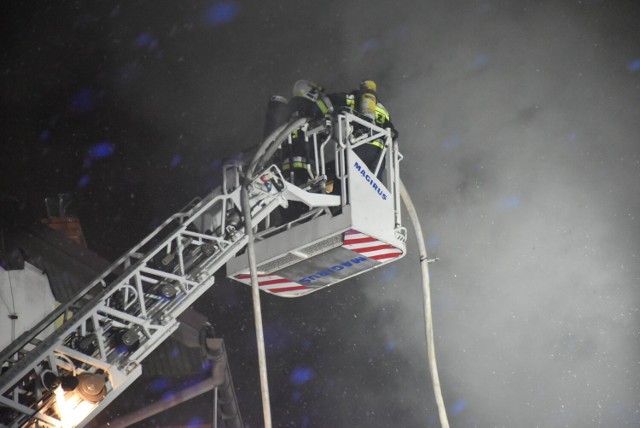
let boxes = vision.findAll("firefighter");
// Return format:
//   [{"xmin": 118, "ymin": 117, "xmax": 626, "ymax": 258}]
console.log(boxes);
[
  {"xmin": 277, "ymin": 79, "xmax": 334, "ymax": 186},
  {"xmin": 328, "ymin": 80, "xmax": 397, "ymax": 176},
  {"xmin": 263, "ymin": 80, "xmax": 334, "ymax": 224}
]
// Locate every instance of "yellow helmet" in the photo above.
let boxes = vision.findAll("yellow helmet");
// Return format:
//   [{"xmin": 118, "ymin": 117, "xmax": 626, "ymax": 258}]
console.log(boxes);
[{"xmin": 359, "ymin": 80, "xmax": 377, "ymax": 94}]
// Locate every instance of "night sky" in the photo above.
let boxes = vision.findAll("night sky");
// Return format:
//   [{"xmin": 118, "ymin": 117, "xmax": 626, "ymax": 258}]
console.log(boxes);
[{"xmin": 2, "ymin": 1, "xmax": 640, "ymax": 427}]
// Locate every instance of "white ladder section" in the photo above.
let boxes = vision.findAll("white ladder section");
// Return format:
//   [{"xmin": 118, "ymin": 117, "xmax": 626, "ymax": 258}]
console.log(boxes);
[{"xmin": 0, "ymin": 162, "xmax": 285, "ymax": 428}]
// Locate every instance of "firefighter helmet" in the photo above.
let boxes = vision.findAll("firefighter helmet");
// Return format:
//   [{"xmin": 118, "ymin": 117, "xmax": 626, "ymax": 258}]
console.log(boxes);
[{"xmin": 292, "ymin": 79, "xmax": 324, "ymax": 102}]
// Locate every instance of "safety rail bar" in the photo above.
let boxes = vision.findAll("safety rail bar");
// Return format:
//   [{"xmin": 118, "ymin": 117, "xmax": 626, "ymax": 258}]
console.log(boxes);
[
  {"xmin": 271, "ymin": 111, "xmax": 401, "ymax": 229},
  {"xmin": 0, "ymin": 166, "xmax": 282, "ymax": 427}
]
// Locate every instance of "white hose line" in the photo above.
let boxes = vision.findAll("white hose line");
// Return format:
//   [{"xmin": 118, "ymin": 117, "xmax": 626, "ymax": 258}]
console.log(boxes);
[
  {"xmin": 240, "ymin": 187, "xmax": 272, "ymax": 428},
  {"xmin": 240, "ymin": 117, "xmax": 309, "ymax": 428},
  {"xmin": 400, "ymin": 180, "xmax": 450, "ymax": 428},
  {"xmin": 239, "ymin": 117, "xmax": 316, "ymax": 427}
]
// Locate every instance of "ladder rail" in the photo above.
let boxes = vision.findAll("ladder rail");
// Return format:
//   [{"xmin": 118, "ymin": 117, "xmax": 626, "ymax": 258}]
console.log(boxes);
[
  {"xmin": 0, "ymin": 196, "xmax": 208, "ymax": 369},
  {"xmin": 0, "ymin": 163, "xmax": 247, "ymax": 370},
  {"xmin": 0, "ymin": 168, "xmax": 284, "ymax": 427}
]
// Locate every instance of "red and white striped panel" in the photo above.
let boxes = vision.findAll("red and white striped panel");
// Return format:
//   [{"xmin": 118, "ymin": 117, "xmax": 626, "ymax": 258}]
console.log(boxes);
[
  {"xmin": 342, "ymin": 230, "xmax": 403, "ymax": 261},
  {"xmin": 232, "ymin": 273, "xmax": 310, "ymax": 296}
]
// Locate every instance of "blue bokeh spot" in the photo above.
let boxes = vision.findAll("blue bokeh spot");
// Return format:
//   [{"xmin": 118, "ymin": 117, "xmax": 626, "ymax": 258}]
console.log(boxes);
[
  {"xmin": 362, "ymin": 39, "xmax": 379, "ymax": 52},
  {"xmin": 474, "ymin": 54, "xmax": 489, "ymax": 67},
  {"xmin": 78, "ymin": 175, "xmax": 90, "ymax": 188},
  {"xmin": 502, "ymin": 195, "xmax": 521, "ymax": 209},
  {"xmin": 443, "ymin": 135, "xmax": 461, "ymax": 150},
  {"xmin": 451, "ymin": 399, "xmax": 467, "ymax": 415},
  {"xmin": 263, "ymin": 322, "xmax": 289, "ymax": 352},
  {"xmin": 226, "ymin": 295, "xmax": 239, "ymax": 307},
  {"xmin": 204, "ymin": 2, "xmax": 240, "ymax": 26},
  {"xmin": 386, "ymin": 340, "xmax": 396, "ymax": 352},
  {"xmin": 88, "ymin": 141, "xmax": 115, "ymax": 160},
  {"xmin": 301, "ymin": 415, "xmax": 310, "ymax": 428},
  {"xmin": 291, "ymin": 367, "xmax": 315, "ymax": 385},
  {"xmin": 39, "ymin": 130, "xmax": 50, "ymax": 141},
  {"xmin": 171, "ymin": 346, "xmax": 180, "ymax": 358},
  {"xmin": 187, "ymin": 417, "xmax": 204, "ymax": 428},
  {"xmin": 149, "ymin": 377, "xmax": 170, "ymax": 392},
  {"xmin": 71, "ymin": 89, "xmax": 97, "ymax": 113},
  {"xmin": 628, "ymin": 58, "xmax": 640, "ymax": 72},
  {"xmin": 201, "ymin": 359, "xmax": 213, "ymax": 372},
  {"xmin": 381, "ymin": 266, "xmax": 397, "ymax": 282},
  {"xmin": 211, "ymin": 158, "xmax": 223, "ymax": 169},
  {"xmin": 171, "ymin": 154, "xmax": 182, "ymax": 168},
  {"xmin": 134, "ymin": 32, "xmax": 158, "ymax": 51},
  {"xmin": 135, "ymin": 32, "xmax": 153, "ymax": 47},
  {"xmin": 135, "ymin": 33, "xmax": 150, "ymax": 47}
]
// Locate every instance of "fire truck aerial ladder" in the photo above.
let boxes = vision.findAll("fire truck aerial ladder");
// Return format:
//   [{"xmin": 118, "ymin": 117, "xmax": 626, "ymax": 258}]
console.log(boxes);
[{"xmin": 0, "ymin": 111, "xmax": 410, "ymax": 427}]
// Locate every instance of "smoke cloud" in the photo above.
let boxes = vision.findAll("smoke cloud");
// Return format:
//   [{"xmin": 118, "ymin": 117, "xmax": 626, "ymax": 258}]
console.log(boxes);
[{"xmin": 341, "ymin": 1, "xmax": 640, "ymax": 426}]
